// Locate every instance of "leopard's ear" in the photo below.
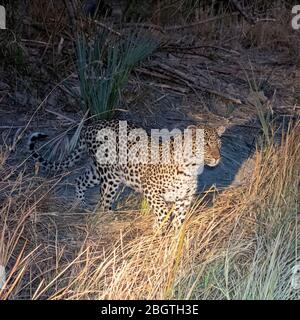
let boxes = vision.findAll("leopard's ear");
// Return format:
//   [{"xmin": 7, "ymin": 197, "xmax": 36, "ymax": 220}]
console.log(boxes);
[
  {"xmin": 216, "ymin": 126, "xmax": 226, "ymax": 136},
  {"xmin": 187, "ymin": 125, "xmax": 197, "ymax": 130},
  {"xmin": 186, "ymin": 125, "xmax": 198, "ymax": 135}
]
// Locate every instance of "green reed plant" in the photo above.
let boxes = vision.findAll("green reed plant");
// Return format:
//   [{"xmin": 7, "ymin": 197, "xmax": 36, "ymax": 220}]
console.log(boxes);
[{"xmin": 75, "ymin": 30, "xmax": 159, "ymax": 120}]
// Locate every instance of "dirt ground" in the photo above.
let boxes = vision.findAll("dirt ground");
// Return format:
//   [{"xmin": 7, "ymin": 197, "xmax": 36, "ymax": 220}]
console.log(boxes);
[
  {"xmin": 1, "ymin": 13, "xmax": 299, "ymax": 206},
  {"xmin": 0, "ymin": 0, "xmax": 299, "ymax": 300}
]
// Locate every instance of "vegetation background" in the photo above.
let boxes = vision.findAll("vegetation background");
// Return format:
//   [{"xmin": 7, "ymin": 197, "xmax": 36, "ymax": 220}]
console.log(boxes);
[{"xmin": 0, "ymin": 0, "xmax": 299, "ymax": 299}]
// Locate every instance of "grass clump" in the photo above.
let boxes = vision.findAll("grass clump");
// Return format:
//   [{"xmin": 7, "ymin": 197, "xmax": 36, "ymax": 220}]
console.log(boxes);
[
  {"xmin": 1, "ymin": 121, "xmax": 298, "ymax": 300},
  {"xmin": 75, "ymin": 31, "xmax": 159, "ymax": 120}
]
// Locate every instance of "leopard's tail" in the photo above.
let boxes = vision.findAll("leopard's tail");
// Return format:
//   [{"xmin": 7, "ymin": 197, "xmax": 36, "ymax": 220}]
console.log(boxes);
[{"xmin": 28, "ymin": 132, "xmax": 87, "ymax": 171}]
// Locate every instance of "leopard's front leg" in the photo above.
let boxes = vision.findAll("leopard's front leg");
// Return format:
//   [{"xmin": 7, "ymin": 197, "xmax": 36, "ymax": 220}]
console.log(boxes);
[
  {"xmin": 170, "ymin": 182, "xmax": 197, "ymax": 230},
  {"xmin": 143, "ymin": 190, "xmax": 173, "ymax": 232},
  {"xmin": 171, "ymin": 196, "xmax": 193, "ymax": 230}
]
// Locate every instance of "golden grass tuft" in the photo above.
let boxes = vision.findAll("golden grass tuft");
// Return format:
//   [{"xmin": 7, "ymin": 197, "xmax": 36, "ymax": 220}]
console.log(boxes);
[{"xmin": 0, "ymin": 122, "xmax": 299, "ymax": 300}]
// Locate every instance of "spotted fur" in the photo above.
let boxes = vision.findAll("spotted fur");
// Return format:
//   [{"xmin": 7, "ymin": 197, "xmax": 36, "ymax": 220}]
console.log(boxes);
[{"xmin": 28, "ymin": 120, "xmax": 224, "ymax": 230}]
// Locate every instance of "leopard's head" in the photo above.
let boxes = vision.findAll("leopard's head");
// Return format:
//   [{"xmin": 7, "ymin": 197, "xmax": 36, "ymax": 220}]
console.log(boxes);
[
  {"xmin": 203, "ymin": 126, "xmax": 225, "ymax": 167},
  {"xmin": 187, "ymin": 125, "xmax": 225, "ymax": 168}
]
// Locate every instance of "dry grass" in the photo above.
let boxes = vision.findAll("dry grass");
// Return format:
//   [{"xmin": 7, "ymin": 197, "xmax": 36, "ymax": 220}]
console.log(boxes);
[
  {"xmin": 243, "ymin": 5, "xmax": 300, "ymax": 57},
  {"xmin": 0, "ymin": 121, "xmax": 299, "ymax": 300},
  {"xmin": 0, "ymin": 0, "xmax": 299, "ymax": 300}
]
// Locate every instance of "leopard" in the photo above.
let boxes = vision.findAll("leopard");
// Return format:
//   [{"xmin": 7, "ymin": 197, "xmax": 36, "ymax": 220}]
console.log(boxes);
[{"xmin": 28, "ymin": 119, "xmax": 225, "ymax": 231}]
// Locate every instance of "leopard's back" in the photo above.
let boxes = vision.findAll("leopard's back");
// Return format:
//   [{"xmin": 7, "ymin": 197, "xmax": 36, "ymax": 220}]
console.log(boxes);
[{"xmin": 29, "ymin": 119, "xmax": 224, "ymax": 231}]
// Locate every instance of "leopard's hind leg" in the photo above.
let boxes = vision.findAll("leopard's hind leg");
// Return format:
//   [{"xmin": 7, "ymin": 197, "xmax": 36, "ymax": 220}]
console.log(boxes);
[
  {"xmin": 96, "ymin": 168, "xmax": 121, "ymax": 212},
  {"xmin": 75, "ymin": 165, "xmax": 101, "ymax": 207}
]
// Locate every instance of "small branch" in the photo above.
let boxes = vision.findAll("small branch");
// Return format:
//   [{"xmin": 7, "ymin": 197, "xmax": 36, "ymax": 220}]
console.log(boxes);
[
  {"xmin": 122, "ymin": 22, "xmax": 165, "ymax": 34},
  {"xmin": 93, "ymin": 19, "xmax": 122, "ymax": 36},
  {"xmin": 146, "ymin": 62, "xmax": 242, "ymax": 104},
  {"xmin": 165, "ymin": 45, "xmax": 240, "ymax": 56},
  {"xmin": 10, "ymin": 128, "xmax": 23, "ymax": 152},
  {"xmin": 165, "ymin": 13, "xmax": 239, "ymax": 31},
  {"xmin": 229, "ymin": 0, "xmax": 256, "ymax": 25},
  {"xmin": 44, "ymin": 108, "xmax": 77, "ymax": 124},
  {"xmin": 63, "ymin": 0, "xmax": 78, "ymax": 36}
]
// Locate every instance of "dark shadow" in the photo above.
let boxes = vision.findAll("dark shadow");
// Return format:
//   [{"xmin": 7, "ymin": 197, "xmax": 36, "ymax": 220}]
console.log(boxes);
[{"xmin": 198, "ymin": 117, "xmax": 259, "ymax": 193}]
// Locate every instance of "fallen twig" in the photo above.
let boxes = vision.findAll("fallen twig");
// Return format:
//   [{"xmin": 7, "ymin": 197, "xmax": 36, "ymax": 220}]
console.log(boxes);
[
  {"xmin": 136, "ymin": 68, "xmax": 188, "ymax": 93},
  {"xmin": 44, "ymin": 108, "xmax": 77, "ymax": 124},
  {"xmin": 148, "ymin": 83, "xmax": 188, "ymax": 94},
  {"xmin": 93, "ymin": 19, "xmax": 121, "ymax": 36},
  {"xmin": 63, "ymin": 0, "xmax": 78, "ymax": 36},
  {"xmin": 165, "ymin": 44, "xmax": 240, "ymax": 56},
  {"xmin": 165, "ymin": 13, "xmax": 239, "ymax": 31},
  {"xmin": 10, "ymin": 128, "xmax": 22, "ymax": 152},
  {"xmin": 230, "ymin": 0, "xmax": 256, "ymax": 25},
  {"xmin": 122, "ymin": 22, "xmax": 165, "ymax": 34},
  {"xmin": 146, "ymin": 62, "xmax": 242, "ymax": 104}
]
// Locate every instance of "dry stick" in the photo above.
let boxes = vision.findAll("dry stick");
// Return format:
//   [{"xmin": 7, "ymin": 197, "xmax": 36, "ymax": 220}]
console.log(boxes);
[
  {"xmin": 137, "ymin": 67, "xmax": 188, "ymax": 93},
  {"xmin": 20, "ymin": 39, "xmax": 49, "ymax": 46},
  {"xmin": 136, "ymin": 68, "xmax": 188, "ymax": 94},
  {"xmin": 137, "ymin": 67, "xmax": 176, "ymax": 82},
  {"xmin": 139, "ymin": 66, "xmax": 216, "ymax": 103},
  {"xmin": 165, "ymin": 45, "xmax": 240, "ymax": 56},
  {"xmin": 44, "ymin": 108, "xmax": 77, "ymax": 124},
  {"xmin": 93, "ymin": 19, "xmax": 122, "ymax": 37},
  {"xmin": 41, "ymin": 9, "xmax": 66, "ymax": 60},
  {"xmin": 122, "ymin": 22, "xmax": 166, "ymax": 34},
  {"xmin": 229, "ymin": 0, "xmax": 256, "ymax": 25},
  {"xmin": 10, "ymin": 128, "xmax": 23, "ymax": 152},
  {"xmin": 140, "ymin": 66, "xmax": 209, "ymax": 110},
  {"xmin": 148, "ymin": 83, "xmax": 187, "ymax": 94},
  {"xmin": 0, "ymin": 123, "xmax": 65, "ymax": 129},
  {"xmin": 165, "ymin": 12, "xmax": 239, "ymax": 31},
  {"xmin": 63, "ymin": 0, "xmax": 78, "ymax": 36},
  {"xmin": 153, "ymin": 62, "xmax": 242, "ymax": 104}
]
